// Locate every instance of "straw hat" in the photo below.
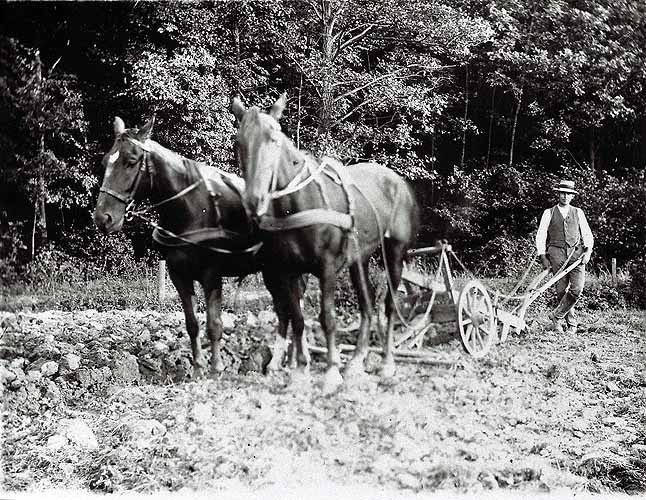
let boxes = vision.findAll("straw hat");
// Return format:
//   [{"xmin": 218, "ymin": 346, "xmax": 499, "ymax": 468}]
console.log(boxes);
[{"xmin": 553, "ymin": 179, "xmax": 578, "ymax": 194}]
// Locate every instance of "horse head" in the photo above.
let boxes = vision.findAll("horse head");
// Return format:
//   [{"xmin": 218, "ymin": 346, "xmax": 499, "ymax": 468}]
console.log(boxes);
[
  {"xmin": 93, "ymin": 116, "xmax": 155, "ymax": 233},
  {"xmin": 232, "ymin": 93, "xmax": 288, "ymax": 219}
]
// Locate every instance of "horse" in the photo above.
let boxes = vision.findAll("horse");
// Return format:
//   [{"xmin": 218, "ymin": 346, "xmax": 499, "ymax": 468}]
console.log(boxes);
[
  {"xmin": 232, "ymin": 94, "xmax": 419, "ymax": 392},
  {"xmin": 93, "ymin": 116, "xmax": 301, "ymax": 378}
]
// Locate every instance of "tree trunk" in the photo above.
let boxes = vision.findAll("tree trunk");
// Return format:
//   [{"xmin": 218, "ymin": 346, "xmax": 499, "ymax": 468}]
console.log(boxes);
[
  {"xmin": 460, "ymin": 63, "xmax": 469, "ymax": 168},
  {"xmin": 589, "ymin": 130, "xmax": 596, "ymax": 170},
  {"xmin": 317, "ymin": 0, "xmax": 336, "ymax": 155},
  {"xmin": 509, "ymin": 85, "xmax": 523, "ymax": 167},
  {"xmin": 486, "ymin": 87, "xmax": 496, "ymax": 168},
  {"xmin": 296, "ymin": 72, "xmax": 303, "ymax": 149},
  {"xmin": 32, "ymin": 48, "xmax": 47, "ymax": 259},
  {"xmin": 233, "ymin": 19, "xmax": 241, "ymax": 97}
]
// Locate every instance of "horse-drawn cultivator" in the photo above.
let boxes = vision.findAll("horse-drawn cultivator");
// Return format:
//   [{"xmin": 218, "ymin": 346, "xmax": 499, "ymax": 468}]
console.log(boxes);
[
  {"xmin": 391, "ymin": 242, "xmax": 585, "ymax": 360},
  {"xmin": 324, "ymin": 241, "xmax": 585, "ymax": 364}
]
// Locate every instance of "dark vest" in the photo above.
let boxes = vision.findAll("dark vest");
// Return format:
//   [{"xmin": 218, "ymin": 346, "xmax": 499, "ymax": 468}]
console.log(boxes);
[{"xmin": 547, "ymin": 205, "xmax": 581, "ymax": 249}]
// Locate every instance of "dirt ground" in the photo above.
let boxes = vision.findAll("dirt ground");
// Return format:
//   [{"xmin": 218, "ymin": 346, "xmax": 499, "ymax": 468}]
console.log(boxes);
[{"xmin": 1, "ymin": 305, "xmax": 645, "ymax": 497}]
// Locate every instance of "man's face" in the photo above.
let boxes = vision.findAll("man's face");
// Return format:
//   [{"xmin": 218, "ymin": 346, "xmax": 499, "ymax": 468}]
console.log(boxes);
[{"xmin": 558, "ymin": 191, "xmax": 575, "ymax": 206}]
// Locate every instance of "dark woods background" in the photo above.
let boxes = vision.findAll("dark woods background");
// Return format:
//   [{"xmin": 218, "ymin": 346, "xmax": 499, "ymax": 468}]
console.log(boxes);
[{"xmin": 1, "ymin": 1, "xmax": 644, "ymax": 288}]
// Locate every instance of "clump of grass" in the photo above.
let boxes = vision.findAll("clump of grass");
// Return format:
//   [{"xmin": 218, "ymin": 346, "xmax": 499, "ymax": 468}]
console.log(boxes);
[{"xmin": 577, "ymin": 455, "xmax": 646, "ymax": 493}]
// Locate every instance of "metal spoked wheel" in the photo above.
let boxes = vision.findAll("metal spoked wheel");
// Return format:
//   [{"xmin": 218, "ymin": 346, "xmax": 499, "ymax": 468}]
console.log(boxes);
[{"xmin": 457, "ymin": 280, "xmax": 496, "ymax": 358}]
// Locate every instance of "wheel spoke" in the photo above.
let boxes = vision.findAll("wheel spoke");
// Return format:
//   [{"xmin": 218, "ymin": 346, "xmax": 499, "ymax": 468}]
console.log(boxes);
[
  {"xmin": 467, "ymin": 291, "xmax": 475, "ymax": 313},
  {"xmin": 465, "ymin": 324, "xmax": 474, "ymax": 342},
  {"xmin": 478, "ymin": 323, "xmax": 490, "ymax": 336},
  {"xmin": 474, "ymin": 327, "xmax": 483, "ymax": 348}
]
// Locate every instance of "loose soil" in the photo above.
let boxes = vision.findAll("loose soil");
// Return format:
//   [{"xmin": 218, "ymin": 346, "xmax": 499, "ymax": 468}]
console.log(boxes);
[{"xmin": 1, "ymin": 304, "xmax": 645, "ymax": 497}]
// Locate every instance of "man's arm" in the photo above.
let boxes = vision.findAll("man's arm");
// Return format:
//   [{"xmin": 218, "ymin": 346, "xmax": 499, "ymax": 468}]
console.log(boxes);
[
  {"xmin": 535, "ymin": 209, "xmax": 551, "ymax": 255},
  {"xmin": 578, "ymin": 208, "xmax": 594, "ymax": 264}
]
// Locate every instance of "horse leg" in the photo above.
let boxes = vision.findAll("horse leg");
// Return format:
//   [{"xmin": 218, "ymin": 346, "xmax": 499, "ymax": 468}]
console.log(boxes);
[
  {"xmin": 202, "ymin": 274, "xmax": 225, "ymax": 375},
  {"xmin": 286, "ymin": 275, "xmax": 309, "ymax": 372},
  {"xmin": 168, "ymin": 269, "xmax": 205, "ymax": 378},
  {"xmin": 262, "ymin": 270, "xmax": 290, "ymax": 372},
  {"xmin": 345, "ymin": 259, "xmax": 374, "ymax": 380},
  {"xmin": 381, "ymin": 239, "xmax": 406, "ymax": 379},
  {"xmin": 319, "ymin": 261, "xmax": 343, "ymax": 393}
]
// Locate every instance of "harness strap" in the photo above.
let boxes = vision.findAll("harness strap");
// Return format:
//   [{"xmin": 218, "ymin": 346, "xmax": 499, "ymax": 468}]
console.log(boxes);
[
  {"xmin": 149, "ymin": 224, "xmax": 263, "ymax": 255},
  {"xmin": 259, "ymin": 208, "xmax": 353, "ymax": 231},
  {"xmin": 269, "ymin": 158, "xmax": 332, "ymax": 200},
  {"xmin": 134, "ymin": 179, "xmax": 203, "ymax": 216}
]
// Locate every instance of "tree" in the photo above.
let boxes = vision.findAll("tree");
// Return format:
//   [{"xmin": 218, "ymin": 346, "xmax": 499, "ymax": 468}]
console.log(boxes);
[{"xmin": 0, "ymin": 36, "xmax": 92, "ymax": 258}]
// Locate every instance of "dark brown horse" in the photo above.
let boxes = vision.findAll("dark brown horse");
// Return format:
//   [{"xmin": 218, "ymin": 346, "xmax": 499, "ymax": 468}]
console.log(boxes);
[
  {"xmin": 93, "ymin": 116, "xmax": 301, "ymax": 377},
  {"xmin": 232, "ymin": 94, "xmax": 419, "ymax": 392}
]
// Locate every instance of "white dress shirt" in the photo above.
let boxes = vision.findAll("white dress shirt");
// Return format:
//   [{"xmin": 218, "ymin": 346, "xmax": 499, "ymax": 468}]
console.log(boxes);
[{"xmin": 535, "ymin": 205, "xmax": 594, "ymax": 255}]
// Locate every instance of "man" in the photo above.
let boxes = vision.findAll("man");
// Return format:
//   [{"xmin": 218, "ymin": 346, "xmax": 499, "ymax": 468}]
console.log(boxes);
[{"xmin": 535, "ymin": 179, "xmax": 594, "ymax": 334}]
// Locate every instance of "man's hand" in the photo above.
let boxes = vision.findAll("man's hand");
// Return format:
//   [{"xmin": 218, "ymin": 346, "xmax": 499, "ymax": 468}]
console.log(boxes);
[
  {"xmin": 581, "ymin": 252, "xmax": 591, "ymax": 265},
  {"xmin": 539, "ymin": 254, "xmax": 551, "ymax": 270}
]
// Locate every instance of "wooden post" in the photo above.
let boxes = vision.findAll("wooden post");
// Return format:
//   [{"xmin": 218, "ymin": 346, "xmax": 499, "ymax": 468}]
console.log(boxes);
[
  {"xmin": 157, "ymin": 260, "xmax": 166, "ymax": 302},
  {"xmin": 611, "ymin": 258, "xmax": 617, "ymax": 287}
]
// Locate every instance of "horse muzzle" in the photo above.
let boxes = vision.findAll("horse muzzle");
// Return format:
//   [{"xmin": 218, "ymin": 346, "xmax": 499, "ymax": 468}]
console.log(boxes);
[{"xmin": 93, "ymin": 209, "xmax": 123, "ymax": 234}]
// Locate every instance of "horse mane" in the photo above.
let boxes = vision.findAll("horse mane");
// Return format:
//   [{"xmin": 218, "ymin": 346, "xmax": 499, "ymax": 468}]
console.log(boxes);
[{"xmin": 121, "ymin": 128, "xmax": 192, "ymax": 176}]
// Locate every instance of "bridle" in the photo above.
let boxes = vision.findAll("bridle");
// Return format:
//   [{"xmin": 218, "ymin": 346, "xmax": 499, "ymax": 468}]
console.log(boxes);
[
  {"xmin": 99, "ymin": 134, "xmax": 262, "ymax": 255},
  {"xmin": 99, "ymin": 136, "xmax": 157, "ymax": 220}
]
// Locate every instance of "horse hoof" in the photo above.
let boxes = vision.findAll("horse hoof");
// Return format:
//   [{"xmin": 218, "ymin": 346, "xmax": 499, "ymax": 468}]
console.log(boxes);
[
  {"xmin": 379, "ymin": 362, "xmax": 396, "ymax": 380},
  {"xmin": 321, "ymin": 367, "xmax": 343, "ymax": 395},
  {"xmin": 211, "ymin": 361, "xmax": 226, "ymax": 374},
  {"xmin": 266, "ymin": 359, "xmax": 283, "ymax": 373}
]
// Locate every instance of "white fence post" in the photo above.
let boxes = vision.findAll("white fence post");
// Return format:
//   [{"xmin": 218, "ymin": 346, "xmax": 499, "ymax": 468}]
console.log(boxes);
[
  {"xmin": 611, "ymin": 258, "xmax": 617, "ymax": 287},
  {"xmin": 157, "ymin": 260, "xmax": 166, "ymax": 302}
]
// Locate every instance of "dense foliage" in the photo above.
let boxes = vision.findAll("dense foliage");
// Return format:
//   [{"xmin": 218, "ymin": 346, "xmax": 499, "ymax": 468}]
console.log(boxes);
[{"xmin": 0, "ymin": 0, "xmax": 644, "ymax": 287}]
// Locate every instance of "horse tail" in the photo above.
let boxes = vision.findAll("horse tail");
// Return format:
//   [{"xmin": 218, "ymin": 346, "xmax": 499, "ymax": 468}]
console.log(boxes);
[{"xmin": 385, "ymin": 179, "xmax": 420, "ymax": 252}]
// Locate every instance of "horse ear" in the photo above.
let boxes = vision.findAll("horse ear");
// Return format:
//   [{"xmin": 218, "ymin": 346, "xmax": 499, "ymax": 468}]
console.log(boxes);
[
  {"xmin": 270, "ymin": 93, "xmax": 287, "ymax": 121},
  {"xmin": 138, "ymin": 115, "xmax": 155, "ymax": 140},
  {"xmin": 114, "ymin": 117, "xmax": 125, "ymax": 137},
  {"xmin": 231, "ymin": 97, "xmax": 246, "ymax": 122}
]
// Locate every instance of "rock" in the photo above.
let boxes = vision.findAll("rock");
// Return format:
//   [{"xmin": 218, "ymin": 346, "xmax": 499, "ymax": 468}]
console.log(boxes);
[
  {"xmin": 111, "ymin": 353, "xmax": 140, "ymax": 383},
  {"xmin": 397, "ymin": 472, "xmax": 421, "ymax": 490},
  {"xmin": 59, "ymin": 353, "xmax": 81, "ymax": 375},
  {"xmin": 189, "ymin": 402, "xmax": 213, "ymax": 423},
  {"xmin": 123, "ymin": 419, "xmax": 166, "ymax": 449},
  {"xmin": 242, "ymin": 345, "xmax": 272, "ymax": 373},
  {"xmin": 27, "ymin": 370, "xmax": 43, "ymax": 382},
  {"xmin": 258, "ymin": 310, "xmax": 276, "ymax": 328},
  {"xmin": 245, "ymin": 311, "xmax": 258, "ymax": 328},
  {"xmin": 59, "ymin": 418, "xmax": 98, "ymax": 450},
  {"xmin": 9, "ymin": 369, "xmax": 26, "ymax": 389},
  {"xmin": 605, "ymin": 381, "xmax": 621, "ymax": 392},
  {"xmin": 0, "ymin": 366, "xmax": 17, "ymax": 386},
  {"xmin": 10, "ymin": 358, "xmax": 26, "ymax": 370},
  {"xmin": 40, "ymin": 361, "xmax": 59, "ymax": 377},
  {"xmin": 222, "ymin": 312, "xmax": 236, "ymax": 331},
  {"xmin": 45, "ymin": 380, "xmax": 61, "ymax": 401},
  {"xmin": 152, "ymin": 341, "xmax": 169, "ymax": 356},
  {"xmin": 479, "ymin": 471, "xmax": 499, "ymax": 489},
  {"xmin": 77, "ymin": 367, "xmax": 112, "ymax": 388},
  {"xmin": 47, "ymin": 434, "xmax": 68, "ymax": 450}
]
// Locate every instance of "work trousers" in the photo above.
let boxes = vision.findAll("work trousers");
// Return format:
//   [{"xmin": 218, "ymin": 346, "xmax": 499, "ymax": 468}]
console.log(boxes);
[{"xmin": 547, "ymin": 245, "xmax": 586, "ymax": 327}]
